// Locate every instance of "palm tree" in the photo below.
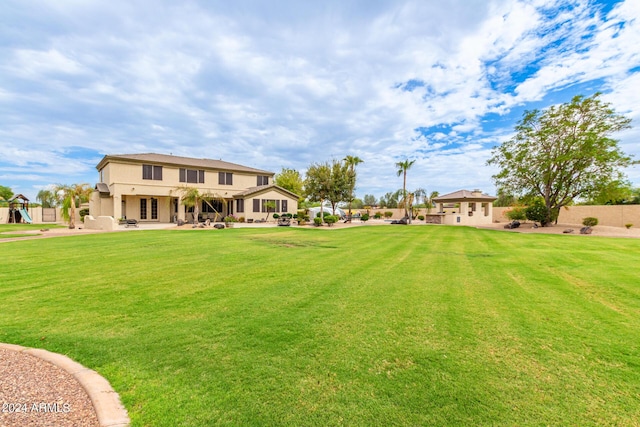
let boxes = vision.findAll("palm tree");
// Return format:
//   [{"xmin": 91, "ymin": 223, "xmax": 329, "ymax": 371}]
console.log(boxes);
[
  {"xmin": 37, "ymin": 188, "xmax": 57, "ymax": 208},
  {"xmin": 426, "ymin": 191, "xmax": 439, "ymax": 213},
  {"xmin": 343, "ymin": 155, "xmax": 363, "ymax": 222},
  {"xmin": 263, "ymin": 200, "xmax": 276, "ymax": 221},
  {"xmin": 55, "ymin": 183, "xmax": 93, "ymax": 229},
  {"xmin": 398, "ymin": 191, "xmax": 416, "ymax": 219},
  {"xmin": 173, "ymin": 186, "xmax": 225, "ymax": 224},
  {"xmin": 395, "ymin": 159, "xmax": 416, "ymax": 222},
  {"xmin": 413, "ymin": 188, "xmax": 426, "ymax": 216}
]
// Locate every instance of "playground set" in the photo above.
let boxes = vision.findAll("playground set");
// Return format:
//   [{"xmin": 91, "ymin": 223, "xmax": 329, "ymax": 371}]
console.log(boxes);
[{"xmin": 7, "ymin": 194, "xmax": 33, "ymax": 223}]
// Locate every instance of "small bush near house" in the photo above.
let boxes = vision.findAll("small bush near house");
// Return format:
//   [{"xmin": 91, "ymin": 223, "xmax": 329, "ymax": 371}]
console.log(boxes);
[
  {"xmin": 313, "ymin": 217, "xmax": 323, "ymax": 226},
  {"xmin": 273, "ymin": 213, "xmax": 280, "ymax": 219},
  {"xmin": 418, "ymin": 215, "xmax": 425, "ymax": 221},
  {"xmin": 238, "ymin": 217, "xmax": 245, "ymax": 223},
  {"xmin": 361, "ymin": 213, "xmax": 369, "ymax": 222},
  {"xmin": 79, "ymin": 208, "xmax": 89, "ymax": 221},
  {"xmin": 505, "ymin": 207, "xmax": 527, "ymax": 221},
  {"xmin": 374, "ymin": 212, "xmax": 382, "ymax": 219},
  {"xmin": 384, "ymin": 211, "xmax": 393, "ymax": 219},
  {"xmin": 625, "ymin": 223, "xmax": 632, "ymax": 229},
  {"xmin": 324, "ymin": 215, "xmax": 337, "ymax": 226},
  {"xmin": 582, "ymin": 217, "xmax": 598, "ymax": 227}
]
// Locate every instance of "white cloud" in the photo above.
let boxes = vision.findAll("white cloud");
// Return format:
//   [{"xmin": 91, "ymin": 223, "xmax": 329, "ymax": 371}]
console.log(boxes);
[{"xmin": 0, "ymin": 0, "xmax": 639, "ymax": 201}]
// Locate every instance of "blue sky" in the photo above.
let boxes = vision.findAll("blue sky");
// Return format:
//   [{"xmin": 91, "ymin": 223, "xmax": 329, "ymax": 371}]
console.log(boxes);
[{"xmin": 1, "ymin": 0, "xmax": 639, "ymax": 202}]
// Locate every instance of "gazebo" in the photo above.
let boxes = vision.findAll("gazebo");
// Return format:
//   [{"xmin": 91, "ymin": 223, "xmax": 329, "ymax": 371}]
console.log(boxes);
[{"xmin": 430, "ymin": 189, "xmax": 497, "ymax": 226}]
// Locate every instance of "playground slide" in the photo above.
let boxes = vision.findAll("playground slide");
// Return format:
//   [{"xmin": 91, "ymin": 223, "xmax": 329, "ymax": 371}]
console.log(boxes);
[{"xmin": 19, "ymin": 208, "xmax": 33, "ymax": 223}]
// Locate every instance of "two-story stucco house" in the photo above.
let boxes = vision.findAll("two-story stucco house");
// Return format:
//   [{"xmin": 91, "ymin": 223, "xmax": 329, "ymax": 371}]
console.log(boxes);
[{"xmin": 88, "ymin": 153, "xmax": 299, "ymax": 229}]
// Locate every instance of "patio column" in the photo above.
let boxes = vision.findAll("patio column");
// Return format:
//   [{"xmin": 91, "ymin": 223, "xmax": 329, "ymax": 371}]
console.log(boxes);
[
  {"xmin": 177, "ymin": 198, "xmax": 186, "ymax": 222},
  {"xmin": 460, "ymin": 201, "xmax": 468, "ymax": 215},
  {"xmin": 113, "ymin": 195, "xmax": 122, "ymax": 220}
]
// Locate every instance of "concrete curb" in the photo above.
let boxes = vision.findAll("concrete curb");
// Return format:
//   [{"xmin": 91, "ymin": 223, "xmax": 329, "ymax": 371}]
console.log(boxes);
[{"xmin": 0, "ymin": 343, "xmax": 130, "ymax": 427}]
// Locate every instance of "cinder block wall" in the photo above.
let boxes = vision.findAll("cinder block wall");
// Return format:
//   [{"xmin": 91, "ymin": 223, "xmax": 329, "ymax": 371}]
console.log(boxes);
[{"xmin": 494, "ymin": 205, "xmax": 640, "ymax": 228}]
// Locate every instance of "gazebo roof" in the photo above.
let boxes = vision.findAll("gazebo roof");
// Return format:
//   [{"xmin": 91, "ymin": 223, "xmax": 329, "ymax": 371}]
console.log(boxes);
[{"xmin": 433, "ymin": 189, "xmax": 496, "ymax": 202}]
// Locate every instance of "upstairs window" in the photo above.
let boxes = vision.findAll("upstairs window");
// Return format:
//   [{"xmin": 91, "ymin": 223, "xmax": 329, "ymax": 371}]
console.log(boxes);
[
  {"xmin": 219, "ymin": 172, "xmax": 233, "ymax": 185},
  {"xmin": 257, "ymin": 175, "xmax": 269, "ymax": 186},
  {"xmin": 180, "ymin": 168, "xmax": 204, "ymax": 183},
  {"xmin": 142, "ymin": 165, "xmax": 163, "ymax": 180}
]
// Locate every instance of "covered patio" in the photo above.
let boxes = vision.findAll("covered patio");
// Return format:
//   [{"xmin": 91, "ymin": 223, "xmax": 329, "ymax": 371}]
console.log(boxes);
[{"xmin": 432, "ymin": 189, "xmax": 497, "ymax": 226}]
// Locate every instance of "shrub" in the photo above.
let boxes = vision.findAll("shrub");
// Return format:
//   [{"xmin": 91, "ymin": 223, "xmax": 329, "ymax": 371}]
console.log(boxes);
[
  {"xmin": 79, "ymin": 208, "xmax": 89, "ymax": 221},
  {"xmin": 239, "ymin": 217, "xmax": 245, "ymax": 223},
  {"xmin": 273, "ymin": 213, "xmax": 280, "ymax": 219},
  {"xmin": 582, "ymin": 217, "xmax": 598, "ymax": 227},
  {"xmin": 505, "ymin": 207, "xmax": 526, "ymax": 221},
  {"xmin": 224, "ymin": 215, "xmax": 238, "ymax": 223},
  {"xmin": 625, "ymin": 223, "xmax": 633, "ymax": 229},
  {"xmin": 418, "ymin": 215, "xmax": 425, "ymax": 221},
  {"xmin": 374, "ymin": 212, "xmax": 382, "ymax": 219},
  {"xmin": 384, "ymin": 211, "xmax": 394, "ymax": 219},
  {"xmin": 525, "ymin": 199, "xmax": 551, "ymax": 226},
  {"xmin": 361, "ymin": 213, "xmax": 369, "ymax": 222},
  {"xmin": 313, "ymin": 217, "xmax": 323, "ymax": 226},
  {"xmin": 324, "ymin": 215, "xmax": 337, "ymax": 226}
]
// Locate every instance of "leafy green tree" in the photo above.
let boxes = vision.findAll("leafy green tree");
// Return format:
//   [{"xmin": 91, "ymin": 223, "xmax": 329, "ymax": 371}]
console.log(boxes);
[
  {"xmin": 0, "ymin": 185, "xmax": 13, "ymax": 201},
  {"xmin": 343, "ymin": 155, "xmax": 363, "ymax": 220},
  {"xmin": 581, "ymin": 180, "xmax": 634, "ymax": 205},
  {"xmin": 396, "ymin": 159, "xmax": 416, "ymax": 221},
  {"xmin": 304, "ymin": 162, "xmax": 331, "ymax": 222},
  {"xmin": 326, "ymin": 159, "xmax": 352, "ymax": 217},
  {"xmin": 305, "ymin": 159, "xmax": 352, "ymax": 222},
  {"xmin": 37, "ymin": 189, "xmax": 58, "ymax": 208},
  {"xmin": 274, "ymin": 168, "xmax": 304, "ymax": 201},
  {"xmin": 363, "ymin": 194, "xmax": 377, "ymax": 207},
  {"xmin": 55, "ymin": 183, "xmax": 93, "ymax": 229},
  {"xmin": 493, "ymin": 189, "xmax": 518, "ymax": 207},
  {"xmin": 488, "ymin": 93, "xmax": 635, "ymax": 226},
  {"xmin": 379, "ymin": 191, "xmax": 399, "ymax": 208},
  {"xmin": 351, "ymin": 198, "xmax": 364, "ymax": 209}
]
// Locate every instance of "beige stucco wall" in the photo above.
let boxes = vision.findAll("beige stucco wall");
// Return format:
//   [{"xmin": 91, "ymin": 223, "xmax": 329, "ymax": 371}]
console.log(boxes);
[
  {"xmin": 101, "ymin": 162, "xmax": 271, "ymax": 195},
  {"xmin": 494, "ymin": 205, "xmax": 640, "ymax": 228},
  {"xmin": 94, "ymin": 162, "xmax": 288, "ymax": 222},
  {"xmin": 1, "ymin": 206, "xmax": 63, "ymax": 224},
  {"xmin": 91, "ymin": 161, "xmax": 299, "ymax": 224},
  {"xmin": 84, "ymin": 215, "xmax": 117, "ymax": 231},
  {"xmin": 241, "ymin": 189, "xmax": 299, "ymax": 222}
]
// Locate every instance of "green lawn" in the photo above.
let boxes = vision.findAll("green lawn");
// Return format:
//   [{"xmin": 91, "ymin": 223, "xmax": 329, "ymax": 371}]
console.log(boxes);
[
  {"xmin": 1, "ymin": 226, "xmax": 639, "ymax": 426},
  {"xmin": 0, "ymin": 223, "xmax": 64, "ymax": 239}
]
